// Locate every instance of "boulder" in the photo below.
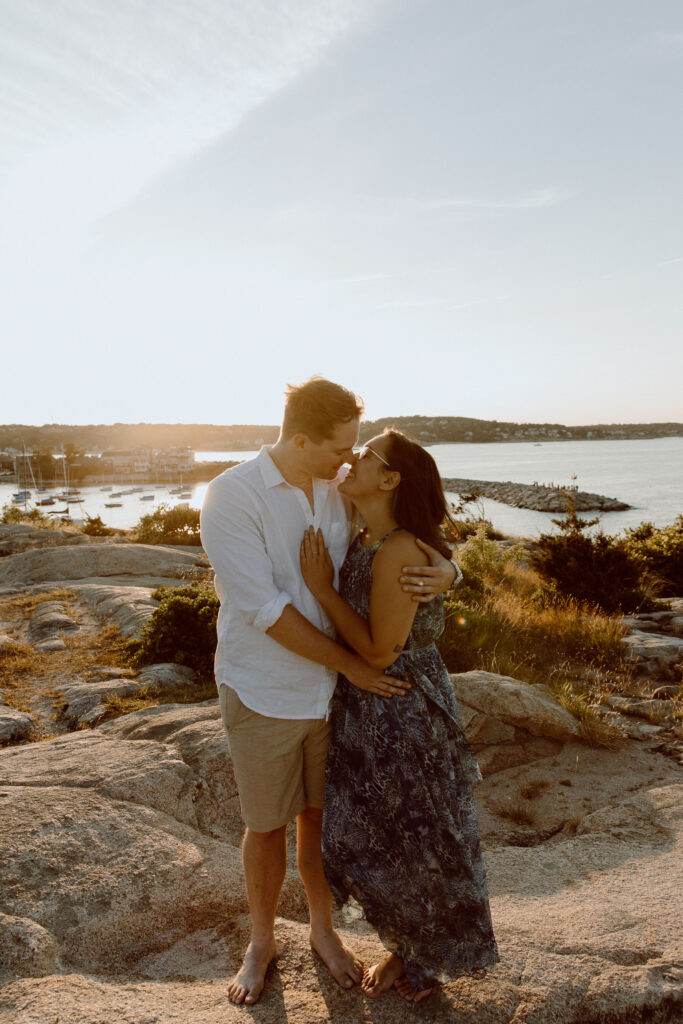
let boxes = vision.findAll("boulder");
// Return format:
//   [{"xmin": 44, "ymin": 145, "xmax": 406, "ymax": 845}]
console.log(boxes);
[
  {"xmin": 28, "ymin": 601, "xmax": 79, "ymax": 647},
  {"xmin": 0, "ymin": 707, "xmax": 36, "ymax": 744},
  {"xmin": 0, "ymin": 543, "xmax": 203, "ymax": 587},
  {"xmin": 451, "ymin": 671, "xmax": 583, "ymax": 743},
  {"xmin": 68, "ymin": 583, "xmax": 160, "ymax": 637},
  {"xmin": 99, "ymin": 702, "xmax": 240, "ymax": 841},
  {"xmin": 622, "ymin": 630, "xmax": 683, "ymax": 680},
  {"xmin": 137, "ymin": 663, "xmax": 197, "ymax": 689},
  {"xmin": 606, "ymin": 695, "xmax": 678, "ymax": 723},
  {"xmin": 58, "ymin": 666, "xmax": 197, "ymax": 727},
  {"xmin": 0, "ymin": 783, "xmax": 246, "ymax": 973},
  {"xmin": 58, "ymin": 677, "xmax": 145, "ymax": 727},
  {"xmin": 0, "ymin": 914, "xmax": 62, "ymax": 977},
  {"xmin": 0, "ymin": 525, "xmax": 90, "ymax": 557}
]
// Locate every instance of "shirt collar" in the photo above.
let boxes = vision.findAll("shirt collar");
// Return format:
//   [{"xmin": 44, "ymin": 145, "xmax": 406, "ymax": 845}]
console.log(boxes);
[{"xmin": 256, "ymin": 446, "xmax": 288, "ymax": 489}]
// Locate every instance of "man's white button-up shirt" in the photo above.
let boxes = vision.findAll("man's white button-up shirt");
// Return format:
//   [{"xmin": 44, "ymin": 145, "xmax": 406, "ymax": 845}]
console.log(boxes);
[{"xmin": 200, "ymin": 447, "xmax": 353, "ymax": 720}]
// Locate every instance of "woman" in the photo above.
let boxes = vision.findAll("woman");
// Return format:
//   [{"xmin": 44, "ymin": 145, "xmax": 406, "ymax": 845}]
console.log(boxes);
[{"xmin": 300, "ymin": 429, "xmax": 499, "ymax": 1003}]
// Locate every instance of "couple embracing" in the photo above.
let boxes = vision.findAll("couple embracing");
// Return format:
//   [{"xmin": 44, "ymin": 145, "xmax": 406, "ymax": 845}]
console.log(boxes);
[{"xmin": 200, "ymin": 377, "xmax": 498, "ymax": 1006}]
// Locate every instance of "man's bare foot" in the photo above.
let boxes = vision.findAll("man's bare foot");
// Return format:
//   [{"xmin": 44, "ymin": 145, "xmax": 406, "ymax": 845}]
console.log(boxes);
[
  {"xmin": 394, "ymin": 975, "xmax": 438, "ymax": 1003},
  {"xmin": 362, "ymin": 953, "xmax": 405, "ymax": 998},
  {"xmin": 310, "ymin": 927, "xmax": 364, "ymax": 989},
  {"xmin": 227, "ymin": 938, "xmax": 277, "ymax": 1005}
]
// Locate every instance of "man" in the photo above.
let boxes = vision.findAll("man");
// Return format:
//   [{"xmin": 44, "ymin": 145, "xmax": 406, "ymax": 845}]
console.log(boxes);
[{"xmin": 200, "ymin": 378, "xmax": 456, "ymax": 1005}]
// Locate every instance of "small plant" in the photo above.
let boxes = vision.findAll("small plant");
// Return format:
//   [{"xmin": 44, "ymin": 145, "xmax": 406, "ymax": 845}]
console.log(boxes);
[
  {"xmin": 1, "ymin": 503, "xmax": 50, "ymax": 526},
  {"xmin": 519, "ymin": 779, "xmax": 551, "ymax": 801},
  {"xmin": 81, "ymin": 514, "xmax": 115, "ymax": 537},
  {"xmin": 134, "ymin": 503, "xmax": 201, "ymax": 545},
  {"xmin": 549, "ymin": 681, "xmax": 623, "ymax": 749},
  {"xmin": 491, "ymin": 796, "xmax": 536, "ymax": 827},
  {"xmin": 129, "ymin": 584, "xmax": 219, "ymax": 682}
]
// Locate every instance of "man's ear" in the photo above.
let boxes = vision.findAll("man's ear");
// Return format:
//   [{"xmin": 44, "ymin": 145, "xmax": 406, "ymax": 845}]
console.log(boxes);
[{"xmin": 292, "ymin": 433, "xmax": 309, "ymax": 451}]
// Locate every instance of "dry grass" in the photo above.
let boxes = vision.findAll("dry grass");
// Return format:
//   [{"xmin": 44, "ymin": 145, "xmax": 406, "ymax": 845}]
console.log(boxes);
[
  {"xmin": 0, "ymin": 613, "xmax": 131, "ymax": 731},
  {"xmin": 440, "ymin": 560, "xmax": 638, "ymax": 745},
  {"xmin": 1, "ymin": 693, "xmax": 33, "ymax": 713},
  {"xmin": 549, "ymin": 681, "xmax": 624, "ymax": 750},
  {"xmin": 101, "ymin": 677, "xmax": 216, "ymax": 719},
  {"xmin": 0, "ymin": 639, "xmax": 42, "ymax": 678},
  {"xmin": 562, "ymin": 815, "xmax": 584, "ymax": 835},
  {"xmin": 519, "ymin": 778, "xmax": 551, "ymax": 801},
  {"xmin": 491, "ymin": 796, "xmax": 536, "ymax": 828},
  {"xmin": 0, "ymin": 589, "xmax": 79, "ymax": 621}
]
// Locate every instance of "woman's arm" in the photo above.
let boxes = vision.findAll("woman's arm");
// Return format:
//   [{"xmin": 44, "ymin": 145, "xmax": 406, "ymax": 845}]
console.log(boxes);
[{"xmin": 300, "ymin": 528, "xmax": 427, "ymax": 670}]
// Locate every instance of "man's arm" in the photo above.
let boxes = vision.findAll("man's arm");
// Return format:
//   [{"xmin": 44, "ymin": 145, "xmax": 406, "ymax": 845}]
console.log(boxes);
[
  {"xmin": 201, "ymin": 478, "xmax": 408, "ymax": 698},
  {"xmin": 267, "ymin": 606, "xmax": 409, "ymax": 697},
  {"xmin": 400, "ymin": 538, "xmax": 457, "ymax": 601}
]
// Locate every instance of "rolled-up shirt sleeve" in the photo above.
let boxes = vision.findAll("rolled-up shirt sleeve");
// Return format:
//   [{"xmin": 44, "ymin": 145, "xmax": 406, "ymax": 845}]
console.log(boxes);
[{"xmin": 200, "ymin": 477, "xmax": 292, "ymax": 631}]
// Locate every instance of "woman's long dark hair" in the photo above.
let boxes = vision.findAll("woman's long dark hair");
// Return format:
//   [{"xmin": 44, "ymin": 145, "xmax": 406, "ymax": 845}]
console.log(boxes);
[{"xmin": 382, "ymin": 429, "xmax": 455, "ymax": 558}]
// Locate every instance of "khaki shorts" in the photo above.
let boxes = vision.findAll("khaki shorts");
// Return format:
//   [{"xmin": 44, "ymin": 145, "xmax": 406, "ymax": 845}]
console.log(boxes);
[{"xmin": 219, "ymin": 685, "xmax": 331, "ymax": 833}]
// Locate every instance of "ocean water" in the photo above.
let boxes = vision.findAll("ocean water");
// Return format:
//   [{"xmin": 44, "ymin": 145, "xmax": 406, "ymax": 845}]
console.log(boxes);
[{"xmin": 1, "ymin": 438, "xmax": 680, "ymax": 537}]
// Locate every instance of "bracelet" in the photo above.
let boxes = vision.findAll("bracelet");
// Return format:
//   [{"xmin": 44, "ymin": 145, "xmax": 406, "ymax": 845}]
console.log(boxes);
[{"xmin": 449, "ymin": 557, "xmax": 463, "ymax": 589}]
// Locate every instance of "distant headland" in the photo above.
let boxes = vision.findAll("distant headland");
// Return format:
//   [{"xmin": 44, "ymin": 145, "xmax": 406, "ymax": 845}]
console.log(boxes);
[{"xmin": 0, "ymin": 417, "xmax": 681, "ymax": 453}]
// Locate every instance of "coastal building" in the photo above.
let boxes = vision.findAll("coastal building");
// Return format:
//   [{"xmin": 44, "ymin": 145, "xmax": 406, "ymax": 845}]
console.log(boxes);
[
  {"xmin": 107, "ymin": 446, "xmax": 151, "ymax": 475},
  {"xmin": 102, "ymin": 446, "xmax": 194, "ymax": 478},
  {"xmin": 154, "ymin": 447, "xmax": 194, "ymax": 474}
]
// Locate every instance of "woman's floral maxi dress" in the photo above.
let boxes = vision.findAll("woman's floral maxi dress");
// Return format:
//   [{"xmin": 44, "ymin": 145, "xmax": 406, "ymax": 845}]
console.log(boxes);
[{"xmin": 322, "ymin": 532, "xmax": 500, "ymax": 990}]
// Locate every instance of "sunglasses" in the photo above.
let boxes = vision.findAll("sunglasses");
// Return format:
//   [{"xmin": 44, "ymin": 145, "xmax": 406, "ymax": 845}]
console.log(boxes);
[{"xmin": 356, "ymin": 444, "xmax": 392, "ymax": 468}]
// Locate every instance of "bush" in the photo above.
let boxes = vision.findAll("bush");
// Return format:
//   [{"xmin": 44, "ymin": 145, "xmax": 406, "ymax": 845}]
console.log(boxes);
[
  {"xmin": 81, "ymin": 514, "xmax": 115, "ymax": 537},
  {"xmin": 134, "ymin": 503, "xmax": 201, "ymax": 545},
  {"xmin": 622, "ymin": 515, "xmax": 683, "ymax": 595},
  {"xmin": 129, "ymin": 584, "xmax": 219, "ymax": 681},
  {"xmin": 1, "ymin": 503, "xmax": 50, "ymax": 525},
  {"xmin": 529, "ymin": 499, "xmax": 651, "ymax": 614}
]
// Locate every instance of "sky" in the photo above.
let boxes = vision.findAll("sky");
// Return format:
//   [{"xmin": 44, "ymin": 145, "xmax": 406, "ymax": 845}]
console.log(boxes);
[{"xmin": 1, "ymin": 0, "xmax": 681, "ymax": 427}]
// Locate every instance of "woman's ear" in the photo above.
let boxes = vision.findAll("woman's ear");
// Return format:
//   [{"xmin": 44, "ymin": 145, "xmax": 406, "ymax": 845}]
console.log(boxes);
[{"xmin": 379, "ymin": 469, "xmax": 401, "ymax": 492}]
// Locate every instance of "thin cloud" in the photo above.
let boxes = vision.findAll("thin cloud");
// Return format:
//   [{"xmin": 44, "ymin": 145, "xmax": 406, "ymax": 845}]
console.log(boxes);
[
  {"xmin": 358, "ymin": 186, "xmax": 572, "ymax": 216},
  {"xmin": 657, "ymin": 256, "xmax": 683, "ymax": 267}
]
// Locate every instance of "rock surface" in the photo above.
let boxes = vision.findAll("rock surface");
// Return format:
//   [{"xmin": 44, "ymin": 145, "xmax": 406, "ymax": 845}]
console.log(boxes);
[
  {"xmin": 622, "ymin": 630, "xmax": 683, "ymax": 681},
  {"xmin": 0, "ymin": 524, "xmax": 91, "ymax": 557},
  {"xmin": 0, "ymin": 543, "xmax": 204, "ymax": 587},
  {"xmin": 28, "ymin": 600, "xmax": 79, "ymax": 648},
  {"xmin": 67, "ymin": 583, "xmax": 160, "ymax": 637},
  {"xmin": 1, "ymin": 695, "xmax": 682, "ymax": 1023},
  {"xmin": 452, "ymin": 670, "xmax": 583, "ymax": 742},
  {"xmin": 58, "ymin": 664, "xmax": 198, "ymax": 727},
  {"xmin": 0, "ymin": 705, "xmax": 36, "ymax": 744}
]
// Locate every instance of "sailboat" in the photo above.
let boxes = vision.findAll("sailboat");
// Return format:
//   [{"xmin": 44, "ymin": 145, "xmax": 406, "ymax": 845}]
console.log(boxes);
[{"xmin": 11, "ymin": 445, "xmax": 38, "ymax": 505}]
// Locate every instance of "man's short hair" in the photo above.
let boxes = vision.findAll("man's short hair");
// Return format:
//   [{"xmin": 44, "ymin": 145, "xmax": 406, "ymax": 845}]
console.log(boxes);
[{"xmin": 282, "ymin": 377, "xmax": 364, "ymax": 443}]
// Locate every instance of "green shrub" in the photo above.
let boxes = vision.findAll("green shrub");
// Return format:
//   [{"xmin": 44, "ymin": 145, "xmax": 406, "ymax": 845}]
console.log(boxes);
[
  {"xmin": 129, "ymin": 584, "xmax": 219, "ymax": 681},
  {"xmin": 450, "ymin": 519, "xmax": 505, "ymax": 541},
  {"xmin": 622, "ymin": 515, "xmax": 683, "ymax": 595},
  {"xmin": 1, "ymin": 503, "xmax": 50, "ymax": 525},
  {"xmin": 529, "ymin": 499, "xmax": 651, "ymax": 614},
  {"xmin": 81, "ymin": 514, "xmax": 115, "ymax": 537},
  {"xmin": 134, "ymin": 503, "xmax": 201, "ymax": 545}
]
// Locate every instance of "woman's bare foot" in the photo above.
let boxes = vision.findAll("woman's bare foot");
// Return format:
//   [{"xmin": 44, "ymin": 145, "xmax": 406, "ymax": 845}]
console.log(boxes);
[
  {"xmin": 361, "ymin": 953, "xmax": 405, "ymax": 998},
  {"xmin": 310, "ymin": 927, "xmax": 364, "ymax": 989},
  {"xmin": 394, "ymin": 975, "xmax": 438, "ymax": 1003},
  {"xmin": 227, "ymin": 938, "xmax": 277, "ymax": 1005}
]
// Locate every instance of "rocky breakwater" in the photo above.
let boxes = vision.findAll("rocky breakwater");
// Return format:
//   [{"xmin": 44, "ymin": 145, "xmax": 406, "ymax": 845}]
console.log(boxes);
[
  {"xmin": 442, "ymin": 477, "xmax": 631, "ymax": 512},
  {"xmin": 1, "ymin": 661, "xmax": 682, "ymax": 1022}
]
